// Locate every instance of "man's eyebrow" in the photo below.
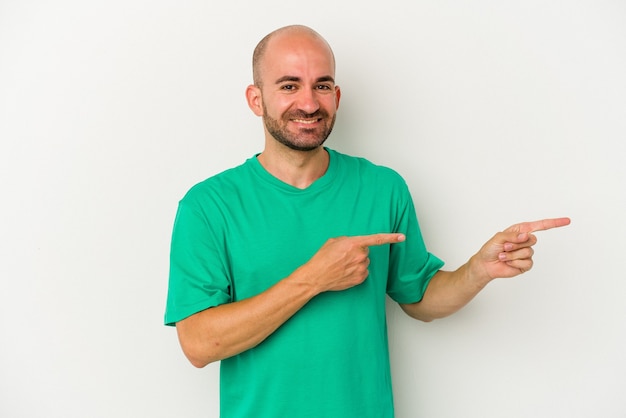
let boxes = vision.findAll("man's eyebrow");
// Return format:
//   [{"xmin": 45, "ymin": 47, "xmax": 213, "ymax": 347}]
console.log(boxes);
[
  {"xmin": 274, "ymin": 75, "xmax": 335, "ymax": 85},
  {"xmin": 317, "ymin": 75, "xmax": 335, "ymax": 84}
]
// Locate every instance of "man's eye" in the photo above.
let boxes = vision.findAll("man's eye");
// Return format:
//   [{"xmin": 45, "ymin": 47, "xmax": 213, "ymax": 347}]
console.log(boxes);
[
  {"xmin": 281, "ymin": 85, "xmax": 295, "ymax": 91},
  {"xmin": 316, "ymin": 85, "xmax": 332, "ymax": 90}
]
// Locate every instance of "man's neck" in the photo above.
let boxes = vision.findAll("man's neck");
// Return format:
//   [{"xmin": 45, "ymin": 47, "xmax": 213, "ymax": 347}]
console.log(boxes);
[{"xmin": 257, "ymin": 144, "xmax": 330, "ymax": 190}]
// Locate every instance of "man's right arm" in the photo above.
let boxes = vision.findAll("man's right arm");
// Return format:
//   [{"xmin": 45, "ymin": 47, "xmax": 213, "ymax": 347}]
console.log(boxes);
[{"xmin": 175, "ymin": 233, "xmax": 405, "ymax": 367}]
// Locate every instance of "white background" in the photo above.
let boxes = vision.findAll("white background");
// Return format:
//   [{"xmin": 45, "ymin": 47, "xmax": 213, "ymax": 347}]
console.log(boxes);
[{"xmin": 1, "ymin": 1, "xmax": 625, "ymax": 417}]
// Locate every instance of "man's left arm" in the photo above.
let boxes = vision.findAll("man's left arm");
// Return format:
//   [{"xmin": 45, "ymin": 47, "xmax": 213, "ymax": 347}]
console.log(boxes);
[{"xmin": 400, "ymin": 217, "xmax": 571, "ymax": 322}]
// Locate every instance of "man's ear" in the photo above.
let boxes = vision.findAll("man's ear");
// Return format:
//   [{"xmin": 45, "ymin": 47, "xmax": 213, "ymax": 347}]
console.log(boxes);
[{"xmin": 245, "ymin": 85, "xmax": 263, "ymax": 116}]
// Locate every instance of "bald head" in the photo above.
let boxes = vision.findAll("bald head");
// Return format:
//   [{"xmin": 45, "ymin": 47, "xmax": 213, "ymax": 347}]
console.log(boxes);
[{"xmin": 252, "ymin": 25, "xmax": 336, "ymax": 88}]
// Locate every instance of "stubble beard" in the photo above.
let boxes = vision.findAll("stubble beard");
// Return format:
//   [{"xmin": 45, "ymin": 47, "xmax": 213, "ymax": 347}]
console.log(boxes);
[{"xmin": 262, "ymin": 106, "xmax": 336, "ymax": 152}]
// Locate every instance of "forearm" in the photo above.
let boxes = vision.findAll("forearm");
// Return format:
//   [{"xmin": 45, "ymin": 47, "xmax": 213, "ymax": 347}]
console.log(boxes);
[
  {"xmin": 400, "ymin": 256, "xmax": 492, "ymax": 322},
  {"xmin": 175, "ymin": 233, "xmax": 404, "ymax": 367},
  {"xmin": 176, "ymin": 269, "xmax": 318, "ymax": 368},
  {"xmin": 400, "ymin": 217, "xmax": 571, "ymax": 322}
]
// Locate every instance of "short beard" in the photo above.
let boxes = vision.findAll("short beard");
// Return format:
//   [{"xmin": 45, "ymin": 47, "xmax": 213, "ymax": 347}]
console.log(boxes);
[{"xmin": 262, "ymin": 106, "xmax": 336, "ymax": 152}]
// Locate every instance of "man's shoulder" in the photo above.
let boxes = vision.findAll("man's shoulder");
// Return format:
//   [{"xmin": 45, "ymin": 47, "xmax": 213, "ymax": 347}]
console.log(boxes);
[
  {"xmin": 180, "ymin": 157, "xmax": 255, "ymax": 204},
  {"xmin": 330, "ymin": 148, "xmax": 406, "ymax": 185}
]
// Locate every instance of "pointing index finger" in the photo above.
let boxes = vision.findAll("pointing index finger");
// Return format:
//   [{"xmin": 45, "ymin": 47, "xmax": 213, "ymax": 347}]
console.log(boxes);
[
  {"xmin": 354, "ymin": 233, "xmax": 406, "ymax": 247},
  {"xmin": 516, "ymin": 217, "xmax": 571, "ymax": 233}
]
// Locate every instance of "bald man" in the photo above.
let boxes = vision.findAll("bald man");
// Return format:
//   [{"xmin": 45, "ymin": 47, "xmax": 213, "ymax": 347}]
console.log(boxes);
[{"xmin": 164, "ymin": 25, "xmax": 570, "ymax": 418}]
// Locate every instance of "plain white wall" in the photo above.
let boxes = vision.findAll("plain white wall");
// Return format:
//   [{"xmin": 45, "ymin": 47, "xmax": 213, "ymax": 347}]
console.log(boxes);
[{"xmin": 1, "ymin": 1, "xmax": 624, "ymax": 417}]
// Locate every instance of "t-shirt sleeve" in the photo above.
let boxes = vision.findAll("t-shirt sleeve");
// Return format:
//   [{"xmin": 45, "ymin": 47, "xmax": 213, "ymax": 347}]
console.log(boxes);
[
  {"xmin": 386, "ymin": 183, "xmax": 444, "ymax": 304},
  {"xmin": 164, "ymin": 197, "xmax": 232, "ymax": 326}
]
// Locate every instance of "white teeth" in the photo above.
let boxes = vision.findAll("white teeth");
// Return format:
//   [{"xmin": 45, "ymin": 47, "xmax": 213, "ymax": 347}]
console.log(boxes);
[{"xmin": 293, "ymin": 119, "xmax": 317, "ymax": 124}]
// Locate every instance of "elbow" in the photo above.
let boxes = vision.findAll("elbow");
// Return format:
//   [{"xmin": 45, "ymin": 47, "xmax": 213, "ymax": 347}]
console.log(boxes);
[
  {"xmin": 399, "ymin": 303, "xmax": 445, "ymax": 323},
  {"xmin": 181, "ymin": 340, "xmax": 224, "ymax": 368},
  {"xmin": 417, "ymin": 315, "xmax": 436, "ymax": 323},
  {"xmin": 182, "ymin": 346, "xmax": 219, "ymax": 368},
  {"xmin": 188, "ymin": 356, "xmax": 212, "ymax": 369},
  {"xmin": 409, "ymin": 311, "xmax": 438, "ymax": 323},
  {"xmin": 177, "ymin": 331, "xmax": 221, "ymax": 368}
]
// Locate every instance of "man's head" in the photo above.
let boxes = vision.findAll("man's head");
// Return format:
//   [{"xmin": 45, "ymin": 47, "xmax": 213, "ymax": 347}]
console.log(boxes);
[{"xmin": 246, "ymin": 25, "xmax": 341, "ymax": 152}]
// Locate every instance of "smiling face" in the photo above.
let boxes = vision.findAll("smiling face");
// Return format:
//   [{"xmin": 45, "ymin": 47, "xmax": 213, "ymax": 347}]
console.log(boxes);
[{"xmin": 247, "ymin": 27, "xmax": 341, "ymax": 152}]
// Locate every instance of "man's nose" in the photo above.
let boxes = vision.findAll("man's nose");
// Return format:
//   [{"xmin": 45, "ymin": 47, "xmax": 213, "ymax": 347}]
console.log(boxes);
[{"xmin": 295, "ymin": 88, "xmax": 320, "ymax": 114}]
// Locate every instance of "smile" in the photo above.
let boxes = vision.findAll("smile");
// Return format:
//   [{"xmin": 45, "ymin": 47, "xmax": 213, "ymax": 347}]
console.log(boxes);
[{"xmin": 292, "ymin": 118, "xmax": 320, "ymax": 124}]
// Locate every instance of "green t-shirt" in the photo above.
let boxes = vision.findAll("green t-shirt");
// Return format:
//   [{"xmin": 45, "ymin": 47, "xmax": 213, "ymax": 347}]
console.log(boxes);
[{"xmin": 165, "ymin": 148, "xmax": 444, "ymax": 417}]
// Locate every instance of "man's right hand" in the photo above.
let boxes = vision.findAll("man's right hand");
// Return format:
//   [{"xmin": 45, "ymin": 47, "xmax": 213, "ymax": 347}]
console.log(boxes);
[
  {"xmin": 176, "ymin": 232, "xmax": 405, "ymax": 367},
  {"xmin": 294, "ymin": 233, "xmax": 406, "ymax": 293}
]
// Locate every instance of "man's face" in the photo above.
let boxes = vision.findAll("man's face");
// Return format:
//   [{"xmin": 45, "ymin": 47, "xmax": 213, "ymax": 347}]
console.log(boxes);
[{"xmin": 256, "ymin": 34, "xmax": 341, "ymax": 151}]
